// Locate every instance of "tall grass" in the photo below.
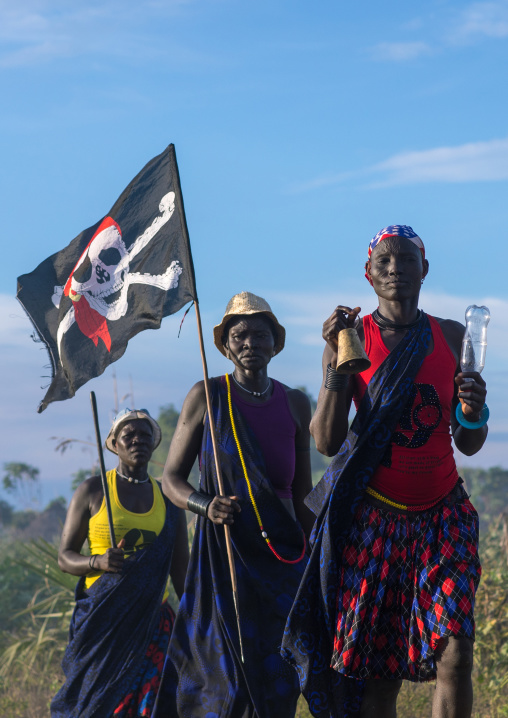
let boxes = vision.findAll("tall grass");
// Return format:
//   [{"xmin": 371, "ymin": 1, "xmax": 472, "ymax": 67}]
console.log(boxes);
[{"xmin": 1, "ymin": 518, "xmax": 507, "ymax": 718}]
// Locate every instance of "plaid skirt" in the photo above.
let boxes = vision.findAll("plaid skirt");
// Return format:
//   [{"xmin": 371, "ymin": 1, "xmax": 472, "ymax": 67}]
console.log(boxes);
[{"xmin": 331, "ymin": 484, "xmax": 481, "ymax": 682}]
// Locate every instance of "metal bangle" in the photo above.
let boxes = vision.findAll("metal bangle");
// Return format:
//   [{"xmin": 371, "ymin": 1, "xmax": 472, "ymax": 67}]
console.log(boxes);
[
  {"xmin": 187, "ymin": 491, "xmax": 213, "ymax": 518},
  {"xmin": 324, "ymin": 363, "xmax": 350, "ymax": 391}
]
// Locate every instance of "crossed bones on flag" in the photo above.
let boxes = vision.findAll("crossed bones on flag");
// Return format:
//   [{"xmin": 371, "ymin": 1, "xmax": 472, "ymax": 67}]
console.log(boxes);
[{"xmin": 52, "ymin": 192, "xmax": 183, "ymax": 360}]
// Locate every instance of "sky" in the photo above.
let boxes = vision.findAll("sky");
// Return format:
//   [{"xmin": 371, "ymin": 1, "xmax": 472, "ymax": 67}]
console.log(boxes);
[{"xmin": 1, "ymin": 0, "xmax": 507, "ymax": 508}]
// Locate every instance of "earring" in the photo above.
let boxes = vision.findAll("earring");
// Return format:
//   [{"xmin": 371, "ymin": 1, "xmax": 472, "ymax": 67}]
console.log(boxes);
[{"xmin": 421, "ymin": 277, "xmax": 425, "ymax": 285}]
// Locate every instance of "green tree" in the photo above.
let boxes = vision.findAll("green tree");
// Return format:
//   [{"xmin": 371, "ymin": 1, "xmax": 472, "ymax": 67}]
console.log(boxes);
[
  {"xmin": 70, "ymin": 468, "xmax": 94, "ymax": 492},
  {"xmin": 462, "ymin": 466, "xmax": 508, "ymax": 530},
  {"xmin": 2, "ymin": 463, "xmax": 41, "ymax": 508},
  {"xmin": 0, "ymin": 500, "xmax": 13, "ymax": 527}
]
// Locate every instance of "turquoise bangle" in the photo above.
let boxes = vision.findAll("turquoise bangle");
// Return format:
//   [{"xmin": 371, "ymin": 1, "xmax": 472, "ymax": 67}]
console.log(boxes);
[{"xmin": 455, "ymin": 403, "xmax": 489, "ymax": 429}]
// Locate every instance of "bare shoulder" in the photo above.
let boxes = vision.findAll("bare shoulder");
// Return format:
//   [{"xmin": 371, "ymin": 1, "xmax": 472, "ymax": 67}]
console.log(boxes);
[
  {"xmin": 279, "ymin": 384, "xmax": 312, "ymax": 428},
  {"xmin": 433, "ymin": 316, "xmax": 464, "ymax": 358},
  {"xmin": 77, "ymin": 475, "xmax": 103, "ymax": 499},
  {"xmin": 284, "ymin": 385, "xmax": 311, "ymax": 410},
  {"xmin": 68, "ymin": 475, "xmax": 103, "ymax": 516},
  {"xmin": 181, "ymin": 380, "xmax": 208, "ymax": 417}
]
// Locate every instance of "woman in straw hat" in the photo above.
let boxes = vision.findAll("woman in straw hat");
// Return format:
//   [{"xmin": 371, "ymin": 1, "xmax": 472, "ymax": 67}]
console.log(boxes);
[
  {"xmin": 52, "ymin": 409, "xmax": 189, "ymax": 718},
  {"xmin": 158, "ymin": 292, "xmax": 315, "ymax": 718},
  {"xmin": 282, "ymin": 226, "xmax": 488, "ymax": 718}
]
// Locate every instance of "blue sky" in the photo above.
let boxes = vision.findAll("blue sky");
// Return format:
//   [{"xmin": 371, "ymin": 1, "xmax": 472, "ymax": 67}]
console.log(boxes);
[{"xmin": 1, "ymin": 0, "xmax": 507, "ymax": 508}]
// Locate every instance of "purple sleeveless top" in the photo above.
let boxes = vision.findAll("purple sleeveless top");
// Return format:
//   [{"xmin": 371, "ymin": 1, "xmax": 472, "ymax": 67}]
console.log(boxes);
[{"xmin": 222, "ymin": 376, "xmax": 297, "ymax": 499}]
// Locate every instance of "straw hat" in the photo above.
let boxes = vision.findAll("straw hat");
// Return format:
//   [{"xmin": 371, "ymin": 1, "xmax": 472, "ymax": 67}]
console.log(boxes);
[
  {"xmin": 105, "ymin": 408, "xmax": 162, "ymax": 454},
  {"xmin": 213, "ymin": 292, "xmax": 286, "ymax": 357}
]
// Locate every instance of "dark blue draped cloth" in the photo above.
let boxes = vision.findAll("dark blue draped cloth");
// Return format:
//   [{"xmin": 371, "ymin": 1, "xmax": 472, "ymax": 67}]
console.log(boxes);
[
  {"xmin": 51, "ymin": 494, "xmax": 179, "ymax": 718},
  {"xmin": 157, "ymin": 377, "xmax": 308, "ymax": 718},
  {"xmin": 281, "ymin": 313, "xmax": 432, "ymax": 718}
]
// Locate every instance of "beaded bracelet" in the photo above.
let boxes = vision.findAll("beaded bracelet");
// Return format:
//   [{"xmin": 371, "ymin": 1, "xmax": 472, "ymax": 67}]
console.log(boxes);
[
  {"xmin": 455, "ymin": 402, "xmax": 489, "ymax": 429},
  {"xmin": 324, "ymin": 363, "xmax": 350, "ymax": 391},
  {"xmin": 187, "ymin": 491, "xmax": 213, "ymax": 518}
]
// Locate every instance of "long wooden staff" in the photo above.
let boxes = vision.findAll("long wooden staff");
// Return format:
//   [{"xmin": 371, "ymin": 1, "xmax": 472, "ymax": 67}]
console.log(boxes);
[
  {"xmin": 170, "ymin": 147, "xmax": 245, "ymax": 664},
  {"xmin": 194, "ymin": 301, "xmax": 245, "ymax": 664},
  {"xmin": 90, "ymin": 390, "xmax": 117, "ymax": 548}
]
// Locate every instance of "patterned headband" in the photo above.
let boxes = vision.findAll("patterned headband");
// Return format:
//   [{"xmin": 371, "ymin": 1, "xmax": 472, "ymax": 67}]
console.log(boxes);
[{"xmin": 368, "ymin": 225, "xmax": 425, "ymax": 259}]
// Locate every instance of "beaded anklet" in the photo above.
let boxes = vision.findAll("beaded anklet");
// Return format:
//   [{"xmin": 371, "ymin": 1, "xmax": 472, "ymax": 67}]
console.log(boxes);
[{"xmin": 225, "ymin": 373, "xmax": 306, "ymax": 564}]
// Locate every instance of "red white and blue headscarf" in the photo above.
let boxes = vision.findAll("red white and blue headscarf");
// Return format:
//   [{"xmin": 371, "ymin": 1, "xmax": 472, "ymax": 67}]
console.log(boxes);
[
  {"xmin": 368, "ymin": 225, "xmax": 424, "ymax": 259},
  {"xmin": 366, "ymin": 225, "xmax": 425, "ymax": 284}
]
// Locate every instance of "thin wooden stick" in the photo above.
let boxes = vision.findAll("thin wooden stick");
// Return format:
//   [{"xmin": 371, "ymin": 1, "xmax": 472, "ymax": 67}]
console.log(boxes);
[
  {"xmin": 194, "ymin": 301, "xmax": 245, "ymax": 664},
  {"xmin": 90, "ymin": 391, "xmax": 117, "ymax": 548}
]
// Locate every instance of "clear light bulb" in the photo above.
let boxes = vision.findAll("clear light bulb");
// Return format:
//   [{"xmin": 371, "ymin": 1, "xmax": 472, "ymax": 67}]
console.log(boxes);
[{"xmin": 460, "ymin": 305, "xmax": 490, "ymax": 374}]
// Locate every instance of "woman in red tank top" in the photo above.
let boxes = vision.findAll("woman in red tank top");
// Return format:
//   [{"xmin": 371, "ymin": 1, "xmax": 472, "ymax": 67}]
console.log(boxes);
[{"xmin": 287, "ymin": 226, "xmax": 488, "ymax": 718}]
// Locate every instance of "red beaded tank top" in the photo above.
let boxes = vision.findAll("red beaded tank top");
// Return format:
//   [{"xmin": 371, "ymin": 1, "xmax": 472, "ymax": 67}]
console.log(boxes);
[{"xmin": 353, "ymin": 314, "xmax": 459, "ymax": 506}]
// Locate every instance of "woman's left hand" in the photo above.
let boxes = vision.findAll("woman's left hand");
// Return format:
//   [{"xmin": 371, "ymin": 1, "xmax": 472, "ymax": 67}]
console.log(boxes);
[{"xmin": 455, "ymin": 371, "xmax": 487, "ymax": 421}]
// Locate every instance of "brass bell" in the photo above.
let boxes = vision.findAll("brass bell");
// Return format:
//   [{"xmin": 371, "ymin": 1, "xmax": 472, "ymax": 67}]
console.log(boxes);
[{"xmin": 336, "ymin": 328, "xmax": 371, "ymax": 374}]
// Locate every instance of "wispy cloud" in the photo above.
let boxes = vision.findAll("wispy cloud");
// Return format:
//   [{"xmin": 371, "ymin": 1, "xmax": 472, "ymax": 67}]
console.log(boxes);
[
  {"xmin": 290, "ymin": 136, "xmax": 508, "ymax": 192},
  {"xmin": 372, "ymin": 41, "xmax": 433, "ymax": 62},
  {"xmin": 370, "ymin": 137, "xmax": 508, "ymax": 187},
  {"xmin": 452, "ymin": 1, "xmax": 508, "ymax": 42},
  {"xmin": 371, "ymin": 1, "xmax": 508, "ymax": 62},
  {"xmin": 0, "ymin": 0, "xmax": 202, "ymax": 68}
]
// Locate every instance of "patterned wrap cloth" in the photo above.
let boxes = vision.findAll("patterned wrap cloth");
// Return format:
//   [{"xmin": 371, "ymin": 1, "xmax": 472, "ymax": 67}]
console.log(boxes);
[
  {"xmin": 156, "ymin": 377, "xmax": 308, "ymax": 718},
  {"xmin": 51, "ymin": 491, "xmax": 179, "ymax": 718}
]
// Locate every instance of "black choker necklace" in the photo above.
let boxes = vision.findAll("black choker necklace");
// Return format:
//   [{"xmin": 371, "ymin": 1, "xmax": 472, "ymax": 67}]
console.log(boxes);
[
  {"xmin": 232, "ymin": 373, "xmax": 271, "ymax": 397},
  {"xmin": 372, "ymin": 308, "xmax": 422, "ymax": 332}
]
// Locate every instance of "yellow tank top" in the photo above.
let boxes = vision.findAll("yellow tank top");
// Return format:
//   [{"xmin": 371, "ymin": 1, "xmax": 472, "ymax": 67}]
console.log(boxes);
[{"xmin": 85, "ymin": 469, "xmax": 166, "ymax": 589}]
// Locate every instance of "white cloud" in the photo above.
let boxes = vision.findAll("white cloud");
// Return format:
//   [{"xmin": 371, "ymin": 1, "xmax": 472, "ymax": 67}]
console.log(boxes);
[
  {"xmin": 372, "ymin": 41, "xmax": 433, "ymax": 62},
  {"xmin": 0, "ymin": 0, "xmax": 202, "ymax": 68},
  {"xmin": 291, "ymin": 136, "xmax": 508, "ymax": 192},
  {"xmin": 369, "ymin": 2, "xmax": 508, "ymax": 64},
  {"xmin": 370, "ymin": 137, "xmax": 508, "ymax": 187},
  {"xmin": 452, "ymin": 1, "xmax": 508, "ymax": 41}
]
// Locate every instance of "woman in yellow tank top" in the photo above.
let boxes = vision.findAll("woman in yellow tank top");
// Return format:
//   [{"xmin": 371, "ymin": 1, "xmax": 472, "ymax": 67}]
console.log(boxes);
[{"xmin": 52, "ymin": 409, "xmax": 189, "ymax": 718}]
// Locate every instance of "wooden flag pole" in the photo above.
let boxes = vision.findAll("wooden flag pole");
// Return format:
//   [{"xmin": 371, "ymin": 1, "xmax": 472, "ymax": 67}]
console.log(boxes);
[
  {"xmin": 194, "ymin": 300, "xmax": 245, "ymax": 664},
  {"xmin": 90, "ymin": 391, "xmax": 117, "ymax": 548}
]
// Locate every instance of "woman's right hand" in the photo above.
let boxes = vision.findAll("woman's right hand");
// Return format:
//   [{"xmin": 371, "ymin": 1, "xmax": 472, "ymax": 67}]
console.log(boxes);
[
  {"xmin": 95, "ymin": 538, "xmax": 126, "ymax": 573},
  {"xmin": 208, "ymin": 496, "xmax": 241, "ymax": 525},
  {"xmin": 322, "ymin": 305, "xmax": 361, "ymax": 357}
]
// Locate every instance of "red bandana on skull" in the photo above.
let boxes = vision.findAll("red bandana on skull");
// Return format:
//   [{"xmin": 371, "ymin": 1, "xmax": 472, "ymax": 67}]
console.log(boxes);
[{"xmin": 63, "ymin": 216, "xmax": 123, "ymax": 351}]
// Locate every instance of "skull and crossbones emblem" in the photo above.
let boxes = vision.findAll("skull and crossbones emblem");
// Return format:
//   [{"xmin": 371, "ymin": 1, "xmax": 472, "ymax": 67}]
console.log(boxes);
[{"xmin": 52, "ymin": 192, "xmax": 182, "ymax": 359}]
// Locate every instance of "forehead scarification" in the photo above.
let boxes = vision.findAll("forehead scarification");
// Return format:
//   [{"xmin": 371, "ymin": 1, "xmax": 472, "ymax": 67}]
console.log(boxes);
[
  {"xmin": 224, "ymin": 313, "xmax": 275, "ymax": 339},
  {"xmin": 370, "ymin": 235, "xmax": 423, "ymax": 259}
]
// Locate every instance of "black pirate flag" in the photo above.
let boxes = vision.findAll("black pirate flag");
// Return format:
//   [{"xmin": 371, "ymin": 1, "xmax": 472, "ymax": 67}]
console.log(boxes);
[{"xmin": 17, "ymin": 144, "xmax": 197, "ymax": 412}]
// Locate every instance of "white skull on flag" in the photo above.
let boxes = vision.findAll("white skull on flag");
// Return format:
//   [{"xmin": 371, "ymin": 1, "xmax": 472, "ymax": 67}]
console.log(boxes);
[{"xmin": 52, "ymin": 192, "xmax": 183, "ymax": 357}]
